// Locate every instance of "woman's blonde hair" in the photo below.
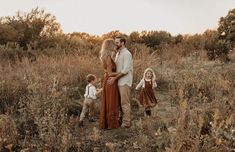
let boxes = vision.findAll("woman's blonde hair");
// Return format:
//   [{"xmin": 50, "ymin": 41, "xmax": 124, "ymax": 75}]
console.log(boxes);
[{"xmin": 100, "ymin": 39, "xmax": 116, "ymax": 61}]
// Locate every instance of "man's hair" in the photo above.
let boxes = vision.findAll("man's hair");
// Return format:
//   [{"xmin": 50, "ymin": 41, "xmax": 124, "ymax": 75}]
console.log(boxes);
[
  {"xmin": 86, "ymin": 74, "xmax": 96, "ymax": 83},
  {"xmin": 115, "ymin": 36, "xmax": 126, "ymax": 45}
]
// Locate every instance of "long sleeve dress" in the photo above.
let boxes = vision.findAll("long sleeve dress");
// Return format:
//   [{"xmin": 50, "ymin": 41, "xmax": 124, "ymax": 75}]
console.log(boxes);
[{"xmin": 136, "ymin": 79, "xmax": 157, "ymax": 108}]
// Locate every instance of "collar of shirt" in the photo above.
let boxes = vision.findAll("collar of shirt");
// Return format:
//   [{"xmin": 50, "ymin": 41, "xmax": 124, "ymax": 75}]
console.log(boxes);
[
  {"xmin": 116, "ymin": 48, "xmax": 126, "ymax": 58},
  {"xmin": 87, "ymin": 83, "xmax": 94, "ymax": 88},
  {"xmin": 144, "ymin": 78, "xmax": 152, "ymax": 81},
  {"xmin": 119, "ymin": 47, "xmax": 126, "ymax": 53}
]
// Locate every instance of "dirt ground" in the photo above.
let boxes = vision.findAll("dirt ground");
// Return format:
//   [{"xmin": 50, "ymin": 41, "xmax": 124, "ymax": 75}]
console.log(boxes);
[{"xmin": 68, "ymin": 91, "xmax": 178, "ymax": 152}]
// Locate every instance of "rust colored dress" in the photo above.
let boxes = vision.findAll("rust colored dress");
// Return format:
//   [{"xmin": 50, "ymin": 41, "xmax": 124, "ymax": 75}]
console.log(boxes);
[
  {"xmin": 139, "ymin": 80, "xmax": 157, "ymax": 108},
  {"xmin": 100, "ymin": 58, "xmax": 120, "ymax": 129}
]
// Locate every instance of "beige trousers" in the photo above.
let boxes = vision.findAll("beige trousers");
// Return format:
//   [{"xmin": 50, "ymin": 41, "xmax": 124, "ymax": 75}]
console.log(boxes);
[
  {"xmin": 118, "ymin": 85, "xmax": 131, "ymax": 126},
  {"xmin": 80, "ymin": 98, "xmax": 94, "ymax": 121}
]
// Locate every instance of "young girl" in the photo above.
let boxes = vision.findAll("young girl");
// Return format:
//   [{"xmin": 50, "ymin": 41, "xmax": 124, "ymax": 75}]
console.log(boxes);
[{"xmin": 135, "ymin": 68, "xmax": 158, "ymax": 116}]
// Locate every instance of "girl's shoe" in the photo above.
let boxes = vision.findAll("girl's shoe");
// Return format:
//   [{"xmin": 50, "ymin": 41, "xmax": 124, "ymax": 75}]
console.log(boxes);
[
  {"xmin": 145, "ymin": 110, "xmax": 151, "ymax": 116},
  {"xmin": 89, "ymin": 118, "xmax": 96, "ymax": 122}
]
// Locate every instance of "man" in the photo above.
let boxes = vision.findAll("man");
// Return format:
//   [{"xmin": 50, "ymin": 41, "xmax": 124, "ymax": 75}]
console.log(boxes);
[{"xmin": 108, "ymin": 36, "xmax": 133, "ymax": 128}]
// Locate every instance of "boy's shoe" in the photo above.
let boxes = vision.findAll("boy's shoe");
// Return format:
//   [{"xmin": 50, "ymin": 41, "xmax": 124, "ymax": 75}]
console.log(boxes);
[
  {"xmin": 89, "ymin": 118, "xmax": 96, "ymax": 122},
  {"xmin": 145, "ymin": 110, "xmax": 151, "ymax": 116},
  {"xmin": 78, "ymin": 121, "xmax": 84, "ymax": 127}
]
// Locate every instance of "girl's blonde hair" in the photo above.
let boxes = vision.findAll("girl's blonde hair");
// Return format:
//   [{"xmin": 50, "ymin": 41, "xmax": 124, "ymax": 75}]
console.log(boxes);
[
  {"xmin": 136, "ymin": 68, "xmax": 156, "ymax": 89},
  {"xmin": 100, "ymin": 39, "xmax": 116, "ymax": 61},
  {"xmin": 143, "ymin": 68, "xmax": 156, "ymax": 81}
]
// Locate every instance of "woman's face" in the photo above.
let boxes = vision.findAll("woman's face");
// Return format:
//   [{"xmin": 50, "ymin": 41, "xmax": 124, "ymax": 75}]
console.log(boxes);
[
  {"xmin": 145, "ymin": 71, "xmax": 153, "ymax": 79},
  {"xmin": 107, "ymin": 41, "xmax": 116, "ymax": 52}
]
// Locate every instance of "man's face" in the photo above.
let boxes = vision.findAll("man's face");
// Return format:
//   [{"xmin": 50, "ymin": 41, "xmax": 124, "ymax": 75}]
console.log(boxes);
[{"xmin": 115, "ymin": 39, "xmax": 123, "ymax": 50}]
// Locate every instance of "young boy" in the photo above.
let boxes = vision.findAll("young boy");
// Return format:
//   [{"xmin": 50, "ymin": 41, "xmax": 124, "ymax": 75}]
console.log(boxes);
[{"xmin": 79, "ymin": 74, "xmax": 102, "ymax": 127}]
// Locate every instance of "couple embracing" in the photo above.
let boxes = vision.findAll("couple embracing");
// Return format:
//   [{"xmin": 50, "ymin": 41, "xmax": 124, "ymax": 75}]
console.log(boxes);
[{"xmin": 99, "ymin": 36, "xmax": 133, "ymax": 129}]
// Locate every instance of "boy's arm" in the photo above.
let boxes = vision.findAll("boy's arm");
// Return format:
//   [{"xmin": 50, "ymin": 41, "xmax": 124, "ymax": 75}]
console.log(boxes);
[{"xmin": 95, "ymin": 88, "xmax": 103, "ymax": 96}]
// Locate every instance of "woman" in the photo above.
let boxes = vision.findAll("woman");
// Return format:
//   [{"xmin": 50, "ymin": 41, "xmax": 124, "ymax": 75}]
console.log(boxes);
[{"xmin": 100, "ymin": 39, "xmax": 120, "ymax": 129}]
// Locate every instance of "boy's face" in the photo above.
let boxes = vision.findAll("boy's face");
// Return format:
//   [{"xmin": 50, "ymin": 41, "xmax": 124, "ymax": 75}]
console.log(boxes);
[{"xmin": 91, "ymin": 77, "xmax": 97, "ymax": 85}]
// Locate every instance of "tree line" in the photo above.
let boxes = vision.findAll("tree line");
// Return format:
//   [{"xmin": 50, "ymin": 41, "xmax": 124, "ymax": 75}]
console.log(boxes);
[{"xmin": 0, "ymin": 7, "xmax": 234, "ymax": 62}]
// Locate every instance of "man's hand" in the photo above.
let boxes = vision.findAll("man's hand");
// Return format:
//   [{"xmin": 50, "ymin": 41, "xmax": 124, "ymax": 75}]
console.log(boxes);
[{"xmin": 107, "ymin": 77, "xmax": 116, "ymax": 85}]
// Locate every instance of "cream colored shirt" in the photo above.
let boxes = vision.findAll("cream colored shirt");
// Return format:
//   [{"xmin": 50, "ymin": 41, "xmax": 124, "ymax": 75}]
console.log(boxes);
[
  {"xmin": 115, "ymin": 48, "xmax": 133, "ymax": 87},
  {"xmin": 84, "ymin": 83, "xmax": 97, "ymax": 100}
]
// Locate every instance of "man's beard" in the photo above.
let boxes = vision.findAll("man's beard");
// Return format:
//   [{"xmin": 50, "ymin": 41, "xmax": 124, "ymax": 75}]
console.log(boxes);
[{"xmin": 116, "ymin": 45, "xmax": 121, "ymax": 50}]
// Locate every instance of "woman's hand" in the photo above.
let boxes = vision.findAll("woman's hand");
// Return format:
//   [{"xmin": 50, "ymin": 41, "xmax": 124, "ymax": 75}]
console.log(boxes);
[{"xmin": 107, "ymin": 77, "xmax": 116, "ymax": 85}]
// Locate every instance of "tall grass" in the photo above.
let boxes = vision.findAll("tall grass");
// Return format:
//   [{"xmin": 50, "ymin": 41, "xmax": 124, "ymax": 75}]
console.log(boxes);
[{"xmin": 0, "ymin": 45, "xmax": 234, "ymax": 151}]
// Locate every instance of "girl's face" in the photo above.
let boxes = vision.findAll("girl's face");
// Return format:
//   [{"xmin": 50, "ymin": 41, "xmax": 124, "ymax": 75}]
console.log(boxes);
[{"xmin": 145, "ymin": 71, "xmax": 153, "ymax": 79}]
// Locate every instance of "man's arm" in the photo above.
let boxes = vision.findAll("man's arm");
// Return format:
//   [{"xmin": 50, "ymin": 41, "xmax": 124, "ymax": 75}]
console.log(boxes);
[
  {"xmin": 107, "ymin": 72, "xmax": 125, "ymax": 85},
  {"xmin": 120, "ymin": 52, "xmax": 132, "ymax": 75}
]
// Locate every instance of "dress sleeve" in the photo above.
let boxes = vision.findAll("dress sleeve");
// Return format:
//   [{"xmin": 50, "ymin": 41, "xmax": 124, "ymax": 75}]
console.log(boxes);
[
  {"xmin": 136, "ymin": 79, "xmax": 144, "ymax": 90},
  {"xmin": 152, "ymin": 81, "xmax": 157, "ymax": 88}
]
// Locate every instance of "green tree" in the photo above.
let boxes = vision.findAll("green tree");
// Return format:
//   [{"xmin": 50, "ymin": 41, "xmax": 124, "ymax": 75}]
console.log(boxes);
[
  {"xmin": 174, "ymin": 34, "xmax": 183, "ymax": 44},
  {"xmin": 101, "ymin": 30, "xmax": 125, "ymax": 40},
  {"xmin": 218, "ymin": 9, "xmax": 235, "ymax": 44},
  {"xmin": 216, "ymin": 8, "xmax": 235, "ymax": 61},
  {"xmin": 204, "ymin": 9, "xmax": 235, "ymax": 61},
  {"xmin": 1, "ymin": 7, "xmax": 62, "ymax": 49},
  {"xmin": 129, "ymin": 31, "xmax": 141, "ymax": 43},
  {"xmin": 0, "ymin": 24, "xmax": 19, "ymax": 44},
  {"xmin": 203, "ymin": 30, "xmax": 219, "ymax": 60},
  {"xmin": 141, "ymin": 31, "xmax": 172, "ymax": 48}
]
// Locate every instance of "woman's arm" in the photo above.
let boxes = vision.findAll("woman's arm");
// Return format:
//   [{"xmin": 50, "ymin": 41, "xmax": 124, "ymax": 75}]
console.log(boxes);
[
  {"xmin": 108, "ymin": 72, "xmax": 119, "ymax": 77},
  {"xmin": 106, "ymin": 56, "xmax": 119, "ymax": 77}
]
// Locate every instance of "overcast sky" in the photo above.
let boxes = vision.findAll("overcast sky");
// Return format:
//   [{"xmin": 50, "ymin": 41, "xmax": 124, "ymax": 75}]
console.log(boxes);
[{"xmin": 0, "ymin": 0, "xmax": 234, "ymax": 35}]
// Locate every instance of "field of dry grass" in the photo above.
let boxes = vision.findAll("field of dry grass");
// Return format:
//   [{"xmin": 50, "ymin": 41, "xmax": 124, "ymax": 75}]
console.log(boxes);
[{"xmin": 0, "ymin": 47, "xmax": 234, "ymax": 151}]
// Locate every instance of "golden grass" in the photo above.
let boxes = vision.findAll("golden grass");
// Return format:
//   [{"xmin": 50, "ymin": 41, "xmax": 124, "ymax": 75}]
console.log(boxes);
[{"xmin": 0, "ymin": 47, "xmax": 234, "ymax": 151}]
